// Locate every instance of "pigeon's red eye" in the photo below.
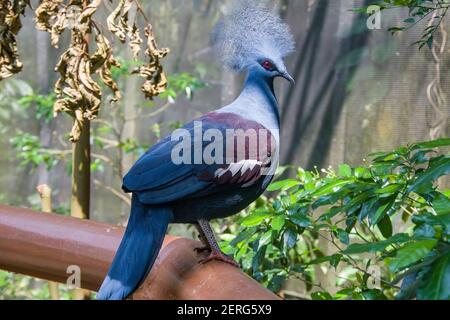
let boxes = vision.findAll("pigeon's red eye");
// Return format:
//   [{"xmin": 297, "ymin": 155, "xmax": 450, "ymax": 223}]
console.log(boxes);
[{"xmin": 262, "ymin": 60, "xmax": 273, "ymax": 70}]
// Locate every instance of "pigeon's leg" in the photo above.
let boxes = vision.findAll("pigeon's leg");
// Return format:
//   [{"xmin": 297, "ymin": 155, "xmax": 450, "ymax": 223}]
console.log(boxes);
[
  {"xmin": 194, "ymin": 223, "xmax": 210, "ymax": 254},
  {"xmin": 195, "ymin": 218, "xmax": 239, "ymax": 267}
]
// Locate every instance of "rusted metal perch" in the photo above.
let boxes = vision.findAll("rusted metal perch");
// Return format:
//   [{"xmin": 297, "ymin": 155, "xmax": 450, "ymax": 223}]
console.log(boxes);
[{"xmin": 0, "ymin": 205, "xmax": 279, "ymax": 300}]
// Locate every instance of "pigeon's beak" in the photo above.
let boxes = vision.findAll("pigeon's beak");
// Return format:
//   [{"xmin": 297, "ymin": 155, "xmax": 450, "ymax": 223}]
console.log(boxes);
[{"xmin": 280, "ymin": 72, "xmax": 295, "ymax": 85}]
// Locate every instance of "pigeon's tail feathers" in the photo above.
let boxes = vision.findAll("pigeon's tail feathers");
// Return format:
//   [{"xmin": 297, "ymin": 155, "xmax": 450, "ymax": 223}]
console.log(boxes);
[
  {"xmin": 210, "ymin": 0, "xmax": 295, "ymax": 72},
  {"xmin": 97, "ymin": 196, "xmax": 172, "ymax": 300}
]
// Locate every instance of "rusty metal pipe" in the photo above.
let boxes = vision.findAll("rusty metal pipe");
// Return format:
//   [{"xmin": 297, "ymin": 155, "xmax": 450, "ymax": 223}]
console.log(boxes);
[{"xmin": 0, "ymin": 205, "xmax": 279, "ymax": 300}]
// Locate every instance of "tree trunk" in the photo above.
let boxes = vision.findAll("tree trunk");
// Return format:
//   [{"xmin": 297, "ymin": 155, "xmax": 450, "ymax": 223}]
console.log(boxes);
[
  {"xmin": 71, "ymin": 2, "xmax": 92, "ymax": 298},
  {"xmin": 71, "ymin": 119, "xmax": 91, "ymax": 300},
  {"xmin": 71, "ymin": 120, "xmax": 90, "ymax": 220}
]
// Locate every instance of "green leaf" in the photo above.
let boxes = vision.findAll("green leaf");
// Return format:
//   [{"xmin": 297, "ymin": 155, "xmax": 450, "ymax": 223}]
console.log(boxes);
[
  {"xmin": 311, "ymin": 291, "xmax": 333, "ymax": 300},
  {"xmin": 369, "ymin": 200, "xmax": 393, "ymax": 226},
  {"xmin": 258, "ymin": 230, "xmax": 272, "ymax": 250},
  {"xmin": 308, "ymin": 254, "xmax": 343, "ymax": 268},
  {"xmin": 330, "ymin": 254, "xmax": 342, "ymax": 269},
  {"xmin": 362, "ymin": 289, "xmax": 387, "ymax": 300},
  {"xmin": 389, "ymin": 240, "xmax": 437, "ymax": 273},
  {"xmin": 271, "ymin": 215, "xmax": 285, "ymax": 231},
  {"xmin": 343, "ymin": 243, "xmax": 378, "ymax": 255},
  {"xmin": 417, "ymin": 252, "xmax": 450, "ymax": 300},
  {"xmin": 308, "ymin": 255, "xmax": 334, "ymax": 265},
  {"xmin": 319, "ymin": 206, "xmax": 343, "ymax": 221},
  {"xmin": 290, "ymin": 213, "xmax": 311, "ymax": 227},
  {"xmin": 411, "ymin": 149, "xmax": 433, "ymax": 165},
  {"xmin": 343, "ymin": 233, "xmax": 410, "ymax": 254},
  {"xmin": 267, "ymin": 179, "xmax": 298, "ymax": 192},
  {"xmin": 432, "ymin": 192, "xmax": 450, "ymax": 215},
  {"xmin": 267, "ymin": 274, "xmax": 286, "ymax": 292},
  {"xmin": 409, "ymin": 156, "xmax": 450, "ymax": 194},
  {"xmin": 359, "ymin": 198, "xmax": 376, "ymax": 221},
  {"xmin": 412, "ymin": 213, "xmax": 450, "ymax": 231},
  {"xmin": 283, "ymin": 227, "xmax": 297, "ymax": 249},
  {"xmin": 230, "ymin": 228, "xmax": 257, "ymax": 247},
  {"xmin": 413, "ymin": 223, "xmax": 435, "ymax": 239},
  {"xmin": 344, "ymin": 191, "xmax": 373, "ymax": 212},
  {"xmin": 355, "ymin": 167, "xmax": 371, "ymax": 179},
  {"xmin": 339, "ymin": 164, "xmax": 352, "ymax": 177},
  {"xmin": 241, "ymin": 211, "xmax": 271, "ymax": 227},
  {"xmin": 369, "ymin": 151, "xmax": 391, "ymax": 158},
  {"xmin": 345, "ymin": 215, "xmax": 357, "ymax": 233},
  {"xmin": 272, "ymin": 200, "xmax": 282, "ymax": 211},
  {"xmin": 313, "ymin": 193, "xmax": 342, "ymax": 208},
  {"xmin": 335, "ymin": 228, "xmax": 350, "ymax": 245},
  {"xmin": 388, "ymin": 26, "xmax": 406, "ymax": 34},
  {"xmin": 334, "ymin": 288, "xmax": 354, "ymax": 300},
  {"xmin": 371, "ymin": 151, "xmax": 399, "ymax": 162},
  {"xmin": 312, "ymin": 179, "xmax": 353, "ymax": 197},
  {"xmin": 412, "ymin": 138, "xmax": 450, "ymax": 150},
  {"xmin": 375, "ymin": 184, "xmax": 402, "ymax": 195},
  {"xmin": 377, "ymin": 215, "xmax": 393, "ymax": 238}
]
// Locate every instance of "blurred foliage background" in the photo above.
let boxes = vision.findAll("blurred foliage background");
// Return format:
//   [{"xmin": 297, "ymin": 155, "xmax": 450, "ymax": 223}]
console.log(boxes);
[{"xmin": 0, "ymin": 0, "xmax": 449, "ymax": 299}]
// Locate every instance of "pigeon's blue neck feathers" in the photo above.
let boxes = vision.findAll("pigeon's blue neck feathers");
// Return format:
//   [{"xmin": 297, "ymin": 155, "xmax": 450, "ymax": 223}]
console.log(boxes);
[
  {"xmin": 217, "ymin": 66, "xmax": 281, "ymax": 149},
  {"xmin": 236, "ymin": 67, "xmax": 280, "ymax": 128},
  {"xmin": 242, "ymin": 69, "xmax": 276, "ymax": 101}
]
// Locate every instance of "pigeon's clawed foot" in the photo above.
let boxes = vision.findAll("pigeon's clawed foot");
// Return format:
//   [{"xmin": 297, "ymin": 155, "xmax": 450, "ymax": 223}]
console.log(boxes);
[
  {"xmin": 194, "ymin": 219, "xmax": 239, "ymax": 268},
  {"xmin": 199, "ymin": 249, "xmax": 240, "ymax": 268}
]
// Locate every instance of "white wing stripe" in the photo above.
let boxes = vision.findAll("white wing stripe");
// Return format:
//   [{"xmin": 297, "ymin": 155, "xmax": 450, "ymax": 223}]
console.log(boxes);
[{"xmin": 214, "ymin": 159, "xmax": 262, "ymax": 178}]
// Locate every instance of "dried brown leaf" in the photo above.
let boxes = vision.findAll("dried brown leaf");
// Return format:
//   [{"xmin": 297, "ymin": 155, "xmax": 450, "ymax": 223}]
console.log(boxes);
[
  {"xmin": 133, "ymin": 24, "xmax": 169, "ymax": 100},
  {"xmin": 35, "ymin": 0, "xmax": 63, "ymax": 31},
  {"xmin": 50, "ymin": 3, "xmax": 103, "ymax": 142},
  {"xmin": 128, "ymin": 22, "xmax": 142, "ymax": 60},
  {"xmin": 107, "ymin": 0, "xmax": 132, "ymax": 43},
  {"xmin": 107, "ymin": 0, "xmax": 142, "ymax": 59},
  {"xmin": 0, "ymin": 0, "xmax": 30, "ymax": 81},
  {"xmin": 91, "ymin": 34, "xmax": 121, "ymax": 103}
]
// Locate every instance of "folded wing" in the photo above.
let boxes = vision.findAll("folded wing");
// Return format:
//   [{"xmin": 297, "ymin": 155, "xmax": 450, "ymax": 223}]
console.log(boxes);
[{"xmin": 122, "ymin": 112, "xmax": 274, "ymax": 205}]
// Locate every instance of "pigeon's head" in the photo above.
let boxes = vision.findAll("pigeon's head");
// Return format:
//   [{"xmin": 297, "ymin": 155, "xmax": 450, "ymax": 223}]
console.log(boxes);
[
  {"xmin": 255, "ymin": 55, "xmax": 295, "ymax": 84},
  {"xmin": 211, "ymin": 0, "xmax": 295, "ymax": 84}
]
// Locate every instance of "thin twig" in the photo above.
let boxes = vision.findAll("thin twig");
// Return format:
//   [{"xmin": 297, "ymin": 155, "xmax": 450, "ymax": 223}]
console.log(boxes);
[
  {"xmin": 316, "ymin": 233, "xmax": 400, "ymax": 289},
  {"xmin": 94, "ymin": 178, "xmax": 131, "ymax": 206},
  {"xmin": 134, "ymin": 0, "xmax": 150, "ymax": 23},
  {"xmin": 124, "ymin": 102, "xmax": 171, "ymax": 122}
]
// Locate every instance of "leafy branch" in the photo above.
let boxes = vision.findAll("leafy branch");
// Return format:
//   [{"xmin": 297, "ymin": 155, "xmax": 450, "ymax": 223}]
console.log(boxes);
[
  {"xmin": 223, "ymin": 138, "xmax": 450, "ymax": 300},
  {"xmin": 366, "ymin": 0, "xmax": 450, "ymax": 49}
]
